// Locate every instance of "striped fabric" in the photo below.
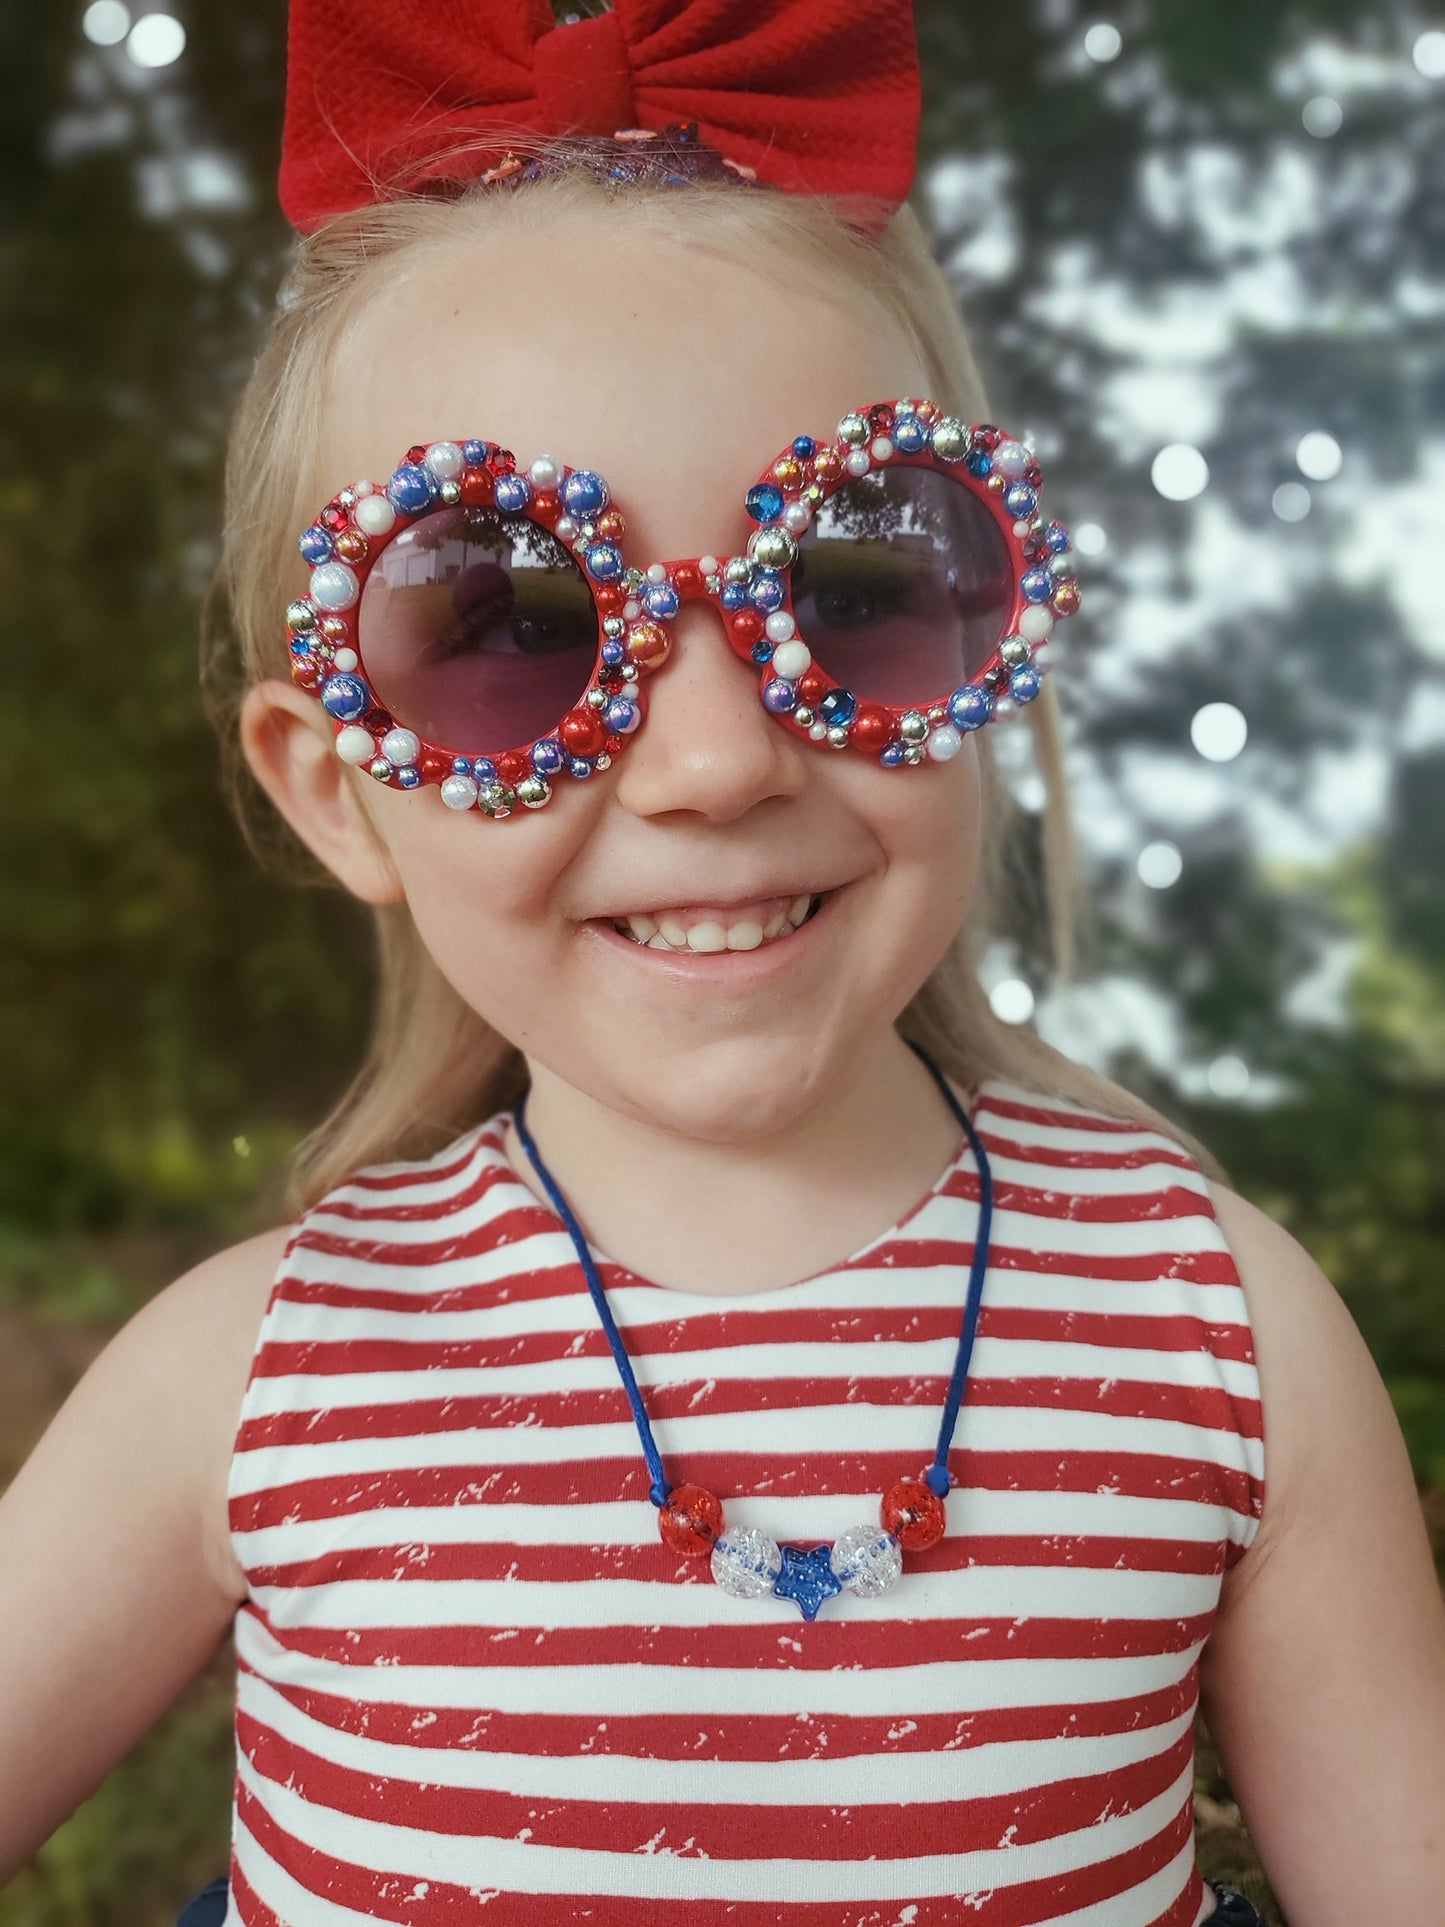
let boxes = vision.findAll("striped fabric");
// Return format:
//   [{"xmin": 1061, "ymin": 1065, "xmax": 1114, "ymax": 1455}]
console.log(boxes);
[{"xmin": 223, "ymin": 1073, "xmax": 1265, "ymax": 1927}]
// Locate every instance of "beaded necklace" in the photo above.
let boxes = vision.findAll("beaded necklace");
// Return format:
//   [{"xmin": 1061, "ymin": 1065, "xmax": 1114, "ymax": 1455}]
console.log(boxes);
[{"xmin": 511, "ymin": 1038, "xmax": 994, "ymax": 1621}]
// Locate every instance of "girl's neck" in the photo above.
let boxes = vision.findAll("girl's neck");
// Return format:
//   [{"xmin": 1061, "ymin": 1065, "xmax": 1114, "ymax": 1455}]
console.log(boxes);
[{"xmin": 500, "ymin": 1030, "xmax": 976, "ymax": 1297}]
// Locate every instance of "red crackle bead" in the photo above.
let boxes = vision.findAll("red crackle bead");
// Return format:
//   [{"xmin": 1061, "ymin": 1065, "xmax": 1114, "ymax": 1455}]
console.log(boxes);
[
  {"xmin": 851, "ymin": 703, "xmax": 894, "ymax": 753},
  {"xmin": 730, "ymin": 608, "xmax": 765, "ymax": 647},
  {"xmin": 404, "ymin": 444, "xmax": 427, "ymax": 466},
  {"xmin": 658, "ymin": 1483, "xmax": 724, "ymax": 1558},
  {"xmin": 361, "ymin": 706, "xmax": 393, "ymax": 734},
  {"xmin": 798, "ymin": 667, "xmax": 828, "ymax": 704},
  {"xmin": 594, "ymin": 582, "xmax": 626, "ymax": 617},
  {"xmin": 496, "ymin": 748, "xmax": 533, "ymax": 785},
  {"xmin": 560, "ymin": 707, "xmax": 607, "ymax": 758},
  {"xmin": 460, "ymin": 465, "xmax": 494, "ymax": 505},
  {"xmin": 418, "ymin": 747, "xmax": 452, "ymax": 782},
  {"xmin": 881, "ymin": 1478, "xmax": 947, "ymax": 1550}
]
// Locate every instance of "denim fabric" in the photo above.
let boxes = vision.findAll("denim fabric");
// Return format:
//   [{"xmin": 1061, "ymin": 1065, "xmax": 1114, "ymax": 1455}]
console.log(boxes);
[{"xmin": 176, "ymin": 1874, "xmax": 229, "ymax": 1926}]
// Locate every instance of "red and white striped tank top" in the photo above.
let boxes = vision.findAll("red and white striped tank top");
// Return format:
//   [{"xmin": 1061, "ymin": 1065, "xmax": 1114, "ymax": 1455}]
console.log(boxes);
[{"xmin": 224, "ymin": 1073, "xmax": 1265, "ymax": 1927}]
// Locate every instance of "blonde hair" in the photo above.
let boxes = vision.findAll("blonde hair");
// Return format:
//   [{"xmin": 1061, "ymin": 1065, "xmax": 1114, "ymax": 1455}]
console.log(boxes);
[{"xmin": 203, "ymin": 167, "xmax": 1230, "ymax": 1209}]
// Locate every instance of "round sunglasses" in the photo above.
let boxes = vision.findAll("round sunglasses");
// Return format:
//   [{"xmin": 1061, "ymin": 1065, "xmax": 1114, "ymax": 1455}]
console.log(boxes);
[{"xmin": 284, "ymin": 398, "xmax": 1081, "ymax": 820}]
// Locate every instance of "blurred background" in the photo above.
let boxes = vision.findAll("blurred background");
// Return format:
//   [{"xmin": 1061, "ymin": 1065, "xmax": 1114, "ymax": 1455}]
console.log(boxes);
[{"xmin": 1, "ymin": 1, "xmax": 1442, "ymax": 1920}]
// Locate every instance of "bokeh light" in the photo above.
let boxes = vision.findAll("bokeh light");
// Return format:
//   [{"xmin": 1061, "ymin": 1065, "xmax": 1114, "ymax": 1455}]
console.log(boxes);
[
  {"xmin": 1207, "ymin": 1054, "xmax": 1251, "ymax": 1099},
  {"xmin": 1414, "ymin": 30, "xmax": 1445, "ymax": 78},
  {"xmin": 1296, "ymin": 429, "xmax": 1343, "ymax": 480},
  {"xmin": 1272, "ymin": 481, "xmax": 1312, "ymax": 522},
  {"xmin": 989, "ymin": 979, "xmax": 1036, "ymax": 1025},
  {"xmin": 82, "ymin": 1, "xmax": 130, "ymax": 45},
  {"xmin": 1190, "ymin": 702, "xmax": 1248, "ymax": 762},
  {"xmin": 126, "ymin": 11, "xmax": 185, "ymax": 67},
  {"xmin": 1302, "ymin": 94, "xmax": 1343, "ymax": 136},
  {"xmin": 1073, "ymin": 521, "xmax": 1108, "ymax": 556},
  {"xmin": 1137, "ymin": 841, "xmax": 1184, "ymax": 889},
  {"xmin": 1083, "ymin": 24, "xmax": 1122, "ymax": 63},
  {"xmin": 1151, "ymin": 443, "xmax": 1210, "ymax": 501}
]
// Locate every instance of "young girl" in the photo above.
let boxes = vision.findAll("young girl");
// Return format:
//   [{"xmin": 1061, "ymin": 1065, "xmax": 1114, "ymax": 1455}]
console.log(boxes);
[{"xmin": 3, "ymin": 4, "xmax": 1443, "ymax": 1924}]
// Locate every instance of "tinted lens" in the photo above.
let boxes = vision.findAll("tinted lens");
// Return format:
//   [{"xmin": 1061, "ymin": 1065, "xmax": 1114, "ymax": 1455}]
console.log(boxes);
[
  {"xmin": 792, "ymin": 467, "xmax": 1013, "ymax": 705},
  {"xmin": 358, "ymin": 505, "xmax": 597, "ymax": 752}
]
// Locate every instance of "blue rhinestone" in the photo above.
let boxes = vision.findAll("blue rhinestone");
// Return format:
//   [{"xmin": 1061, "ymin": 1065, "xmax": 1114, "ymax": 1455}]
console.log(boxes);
[
  {"xmin": 880, "ymin": 743, "xmax": 905, "ymax": 766},
  {"xmin": 948, "ymin": 684, "xmax": 994, "ymax": 731},
  {"xmin": 461, "ymin": 440, "xmax": 488, "ymax": 465},
  {"xmin": 893, "ymin": 418, "xmax": 927, "ymax": 454},
  {"xmin": 750, "ymin": 639, "xmax": 774, "ymax": 664},
  {"xmin": 720, "ymin": 582, "xmax": 747, "ymax": 611},
  {"xmin": 320, "ymin": 673, "xmax": 369, "ymax": 721},
  {"xmin": 1004, "ymin": 482, "xmax": 1038, "ymax": 518},
  {"xmin": 792, "ymin": 435, "xmax": 816, "ymax": 459},
  {"xmin": 1010, "ymin": 666, "xmax": 1042, "ymax": 703},
  {"xmin": 1045, "ymin": 520, "xmax": 1071, "ymax": 554},
  {"xmin": 601, "ymin": 639, "xmax": 624, "ymax": 665},
  {"xmin": 568, "ymin": 756, "xmax": 594, "ymax": 780},
  {"xmin": 388, "ymin": 464, "xmax": 437, "ymax": 513},
  {"xmin": 562, "ymin": 469, "xmax": 608, "ymax": 517},
  {"xmin": 494, "ymin": 473, "xmax": 532, "ymax": 513},
  {"xmin": 451, "ymin": 756, "xmax": 473, "ymax": 774},
  {"xmin": 1020, "ymin": 566, "xmax": 1053, "ymax": 604},
  {"xmin": 819, "ymin": 687, "xmax": 857, "ymax": 726},
  {"xmin": 298, "ymin": 525, "xmax": 334, "ymax": 565},
  {"xmin": 585, "ymin": 542, "xmax": 623, "ymax": 582},
  {"xmin": 965, "ymin": 450, "xmax": 993, "ymax": 478},
  {"xmin": 772, "ymin": 1544, "xmax": 844, "ymax": 1622},
  {"xmin": 642, "ymin": 581, "xmax": 680, "ymax": 620},
  {"xmin": 288, "ymin": 637, "xmax": 311, "ymax": 657},
  {"xmin": 531, "ymin": 738, "xmax": 566, "ymax": 774},
  {"xmin": 762, "ymin": 676, "xmax": 798, "ymax": 714},
  {"xmin": 745, "ymin": 482, "xmax": 785, "ymax": 524},
  {"xmin": 471, "ymin": 757, "xmax": 497, "ymax": 784},
  {"xmin": 397, "ymin": 766, "xmax": 422, "ymax": 788},
  {"xmin": 749, "ymin": 571, "xmax": 785, "ymax": 612}
]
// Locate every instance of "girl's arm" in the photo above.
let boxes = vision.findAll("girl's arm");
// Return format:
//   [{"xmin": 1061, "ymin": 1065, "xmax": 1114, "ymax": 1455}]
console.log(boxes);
[
  {"xmin": 0, "ymin": 1228, "xmax": 285, "ymax": 1884},
  {"xmin": 1200, "ymin": 1184, "xmax": 1445, "ymax": 1924}
]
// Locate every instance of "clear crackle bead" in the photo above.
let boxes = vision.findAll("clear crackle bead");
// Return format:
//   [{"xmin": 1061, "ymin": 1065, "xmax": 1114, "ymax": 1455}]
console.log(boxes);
[
  {"xmin": 710, "ymin": 1527, "xmax": 783, "ymax": 1598},
  {"xmin": 829, "ymin": 1523, "xmax": 904, "ymax": 1597}
]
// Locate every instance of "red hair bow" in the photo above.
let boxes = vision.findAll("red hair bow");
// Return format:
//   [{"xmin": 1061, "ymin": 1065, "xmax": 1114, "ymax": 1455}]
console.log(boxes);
[{"xmin": 279, "ymin": 0, "xmax": 921, "ymax": 232}]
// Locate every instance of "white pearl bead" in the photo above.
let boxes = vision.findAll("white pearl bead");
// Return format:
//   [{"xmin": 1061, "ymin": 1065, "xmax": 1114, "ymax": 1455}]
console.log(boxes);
[
  {"xmin": 927, "ymin": 724, "xmax": 963, "ymax": 761},
  {"xmin": 380, "ymin": 727, "xmax": 420, "ymax": 768},
  {"xmin": 622, "ymin": 600, "xmax": 641, "ymax": 621},
  {"xmin": 782, "ymin": 502, "xmax": 811, "ymax": 535},
  {"xmin": 528, "ymin": 454, "xmax": 562, "ymax": 491},
  {"xmin": 646, "ymin": 562, "xmax": 668, "ymax": 583},
  {"xmin": 764, "ymin": 611, "xmax": 795, "ymax": 643},
  {"xmin": 554, "ymin": 516, "xmax": 577, "ymax": 542},
  {"xmin": 845, "ymin": 448, "xmax": 871, "ymax": 477},
  {"xmin": 870, "ymin": 436, "xmax": 894, "ymax": 461},
  {"xmin": 1019, "ymin": 604, "xmax": 1055, "ymax": 643},
  {"xmin": 350, "ymin": 479, "xmax": 374, "ymax": 498},
  {"xmin": 353, "ymin": 494, "xmax": 395, "ymax": 537},
  {"xmin": 771, "ymin": 639, "xmax": 811, "ymax": 679},
  {"xmin": 425, "ymin": 441, "xmax": 464, "ymax": 482},
  {"xmin": 332, "ymin": 647, "xmax": 358, "ymax": 672},
  {"xmin": 1013, "ymin": 519, "xmax": 1032, "ymax": 538},
  {"xmin": 440, "ymin": 774, "xmax": 479, "ymax": 811},
  {"xmin": 309, "ymin": 562, "xmax": 359, "ymax": 611},
  {"xmin": 809, "ymin": 721, "xmax": 828, "ymax": 741},
  {"xmin": 334, "ymin": 725, "xmax": 374, "ymax": 766},
  {"xmin": 699, "ymin": 554, "xmax": 719, "ymax": 576}
]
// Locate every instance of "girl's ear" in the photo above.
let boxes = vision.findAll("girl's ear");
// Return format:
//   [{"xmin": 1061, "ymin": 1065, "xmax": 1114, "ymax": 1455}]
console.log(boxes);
[{"xmin": 239, "ymin": 678, "xmax": 406, "ymax": 906}]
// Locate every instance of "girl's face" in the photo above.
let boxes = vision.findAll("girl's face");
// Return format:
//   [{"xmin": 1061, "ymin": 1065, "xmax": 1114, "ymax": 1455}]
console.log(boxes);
[{"xmin": 252, "ymin": 207, "xmax": 985, "ymax": 1145}]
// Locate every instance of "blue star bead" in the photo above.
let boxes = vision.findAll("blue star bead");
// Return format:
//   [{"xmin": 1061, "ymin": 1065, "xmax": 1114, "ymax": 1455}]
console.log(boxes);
[{"xmin": 772, "ymin": 1543, "xmax": 844, "ymax": 1621}]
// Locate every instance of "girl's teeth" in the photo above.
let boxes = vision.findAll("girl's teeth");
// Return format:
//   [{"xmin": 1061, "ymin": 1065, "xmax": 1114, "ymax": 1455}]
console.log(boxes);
[{"xmin": 616, "ymin": 895, "xmax": 819, "ymax": 952}]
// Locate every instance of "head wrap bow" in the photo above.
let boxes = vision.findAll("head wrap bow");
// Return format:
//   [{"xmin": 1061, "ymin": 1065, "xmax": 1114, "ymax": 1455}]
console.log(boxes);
[{"xmin": 279, "ymin": 0, "xmax": 921, "ymax": 232}]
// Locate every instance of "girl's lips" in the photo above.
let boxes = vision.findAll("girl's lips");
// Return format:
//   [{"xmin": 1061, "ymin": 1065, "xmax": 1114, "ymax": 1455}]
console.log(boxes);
[{"xmin": 578, "ymin": 885, "xmax": 845, "ymax": 984}]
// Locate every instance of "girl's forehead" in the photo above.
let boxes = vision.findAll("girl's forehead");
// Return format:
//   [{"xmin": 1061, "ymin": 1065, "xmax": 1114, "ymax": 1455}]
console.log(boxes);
[{"xmin": 319, "ymin": 217, "xmax": 928, "ymax": 548}]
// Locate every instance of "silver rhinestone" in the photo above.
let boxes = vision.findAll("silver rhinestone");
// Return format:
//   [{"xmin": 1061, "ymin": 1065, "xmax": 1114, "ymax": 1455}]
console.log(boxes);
[
  {"xmin": 899, "ymin": 711, "xmax": 928, "ymax": 743},
  {"xmin": 337, "ymin": 488, "xmax": 356, "ymax": 510},
  {"xmin": 595, "ymin": 751, "xmax": 612, "ymax": 770},
  {"xmin": 724, "ymin": 556, "xmax": 753, "ymax": 585},
  {"xmin": 704, "ymin": 574, "xmax": 722, "ymax": 595},
  {"xmin": 581, "ymin": 521, "xmax": 597, "ymax": 541},
  {"xmin": 751, "ymin": 526, "xmax": 797, "ymax": 570},
  {"xmin": 837, "ymin": 412, "xmax": 868, "ymax": 446},
  {"xmin": 930, "ymin": 417, "xmax": 969, "ymax": 462},
  {"xmin": 904, "ymin": 744, "xmax": 926, "ymax": 764},
  {"xmin": 587, "ymin": 688, "xmax": 607, "ymax": 708}
]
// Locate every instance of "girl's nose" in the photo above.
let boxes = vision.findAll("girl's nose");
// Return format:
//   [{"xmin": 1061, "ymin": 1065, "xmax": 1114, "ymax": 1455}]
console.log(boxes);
[{"xmin": 609, "ymin": 595, "xmax": 809, "ymax": 825}]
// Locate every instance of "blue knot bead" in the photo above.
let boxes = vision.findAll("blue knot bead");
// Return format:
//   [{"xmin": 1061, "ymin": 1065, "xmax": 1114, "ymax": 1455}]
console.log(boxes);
[
  {"xmin": 745, "ymin": 482, "xmax": 785, "ymax": 524},
  {"xmin": 948, "ymin": 684, "xmax": 994, "ymax": 731},
  {"xmin": 320, "ymin": 674, "xmax": 369, "ymax": 721},
  {"xmin": 605, "ymin": 698, "xmax": 641, "ymax": 733},
  {"xmin": 791, "ymin": 435, "xmax": 816, "ymax": 459},
  {"xmin": 388, "ymin": 464, "xmax": 437, "ymax": 514},
  {"xmin": 1010, "ymin": 666, "xmax": 1042, "ymax": 703},
  {"xmin": 562, "ymin": 470, "xmax": 608, "ymax": 517},
  {"xmin": 893, "ymin": 417, "xmax": 927, "ymax": 454},
  {"xmin": 568, "ymin": 756, "xmax": 594, "ymax": 780},
  {"xmin": 1004, "ymin": 482, "xmax": 1038, "ymax": 518},
  {"xmin": 923, "ymin": 1464, "xmax": 952, "ymax": 1498},
  {"xmin": 531, "ymin": 739, "xmax": 566, "ymax": 774},
  {"xmin": 397, "ymin": 766, "xmax": 422, "ymax": 788},
  {"xmin": 749, "ymin": 571, "xmax": 786, "ymax": 613},
  {"xmin": 1045, "ymin": 520, "xmax": 1071, "ymax": 554},
  {"xmin": 1020, "ymin": 566, "xmax": 1053, "ymax": 604},
  {"xmin": 642, "ymin": 581, "xmax": 680, "ymax": 620},
  {"xmin": 762, "ymin": 676, "xmax": 798, "ymax": 713},
  {"xmin": 819, "ymin": 687, "xmax": 857, "ymax": 727},
  {"xmin": 720, "ymin": 582, "xmax": 747, "ymax": 611},
  {"xmin": 585, "ymin": 543, "xmax": 624, "ymax": 582},
  {"xmin": 494, "ymin": 474, "xmax": 532, "ymax": 513},
  {"xmin": 965, "ymin": 450, "xmax": 993, "ymax": 478},
  {"xmin": 461, "ymin": 440, "xmax": 489, "ymax": 465},
  {"xmin": 298, "ymin": 525, "xmax": 334, "ymax": 564}
]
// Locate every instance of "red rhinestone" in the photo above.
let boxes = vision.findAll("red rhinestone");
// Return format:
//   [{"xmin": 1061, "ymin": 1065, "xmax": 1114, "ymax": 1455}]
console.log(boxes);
[
  {"xmin": 797, "ymin": 667, "xmax": 828, "ymax": 704},
  {"xmin": 881, "ymin": 1478, "xmax": 947, "ymax": 1550},
  {"xmin": 604, "ymin": 732, "xmax": 624, "ymax": 754},
  {"xmin": 493, "ymin": 447, "xmax": 516, "ymax": 473},
  {"xmin": 868, "ymin": 402, "xmax": 895, "ymax": 432},
  {"xmin": 418, "ymin": 748, "xmax": 452, "ymax": 781},
  {"xmin": 360, "ymin": 707, "xmax": 393, "ymax": 734},
  {"xmin": 976, "ymin": 425, "xmax": 1002, "ymax": 450},
  {"xmin": 560, "ymin": 708, "xmax": 606, "ymax": 757},
  {"xmin": 321, "ymin": 505, "xmax": 348, "ymax": 531},
  {"xmin": 851, "ymin": 703, "xmax": 893, "ymax": 753},
  {"xmin": 496, "ymin": 748, "xmax": 533, "ymax": 784},
  {"xmin": 1052, "ymin": 582, "xmax": 1081, "ymax": 616},
  {"xmin": 658, "ymin": 1484, "xmax": 723, "ymax": 1558},
  {"xmin": 404, "ymin": 444, "xmax": 427, "ymax": 466},
  {"xmin": 460, "ymin": 466, "xmax": 494, "ymax": 505},
  {"xmin": 1024, "ymin": 462, "xmax": 1043, "ymax": 488}
]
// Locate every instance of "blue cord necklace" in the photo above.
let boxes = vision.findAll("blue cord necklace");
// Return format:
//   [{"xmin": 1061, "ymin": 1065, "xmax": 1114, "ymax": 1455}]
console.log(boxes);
[{"xmin": 511, "ymin": 1037, "xmax": 994, "ymax": 1621}]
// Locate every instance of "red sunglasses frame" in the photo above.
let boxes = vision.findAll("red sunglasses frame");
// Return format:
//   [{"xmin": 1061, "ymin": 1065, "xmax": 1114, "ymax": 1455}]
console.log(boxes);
[{"xmin": 285, "ymin": 398, "xmax": 1079, "ymax": 820}]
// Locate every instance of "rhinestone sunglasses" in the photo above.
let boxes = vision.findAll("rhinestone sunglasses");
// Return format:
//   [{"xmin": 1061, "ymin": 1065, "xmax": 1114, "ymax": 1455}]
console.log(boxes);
[{"xmin": 284, "ymin": 399, "xmax": 1081, "ymax": 820}]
